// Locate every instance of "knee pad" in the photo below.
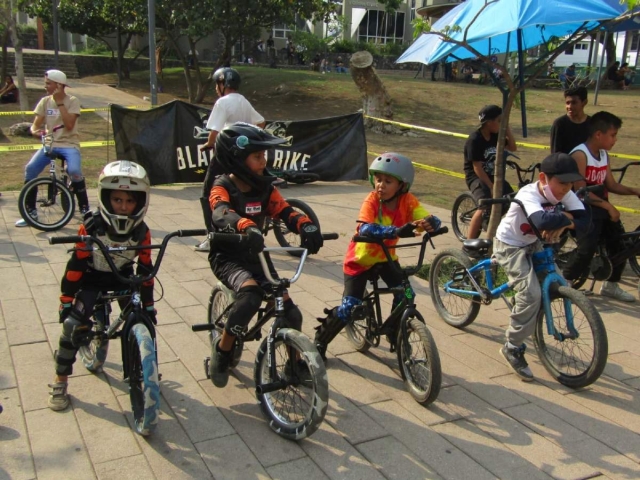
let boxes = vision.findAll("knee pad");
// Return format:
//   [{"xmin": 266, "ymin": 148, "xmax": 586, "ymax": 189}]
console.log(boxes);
[
  {"xmin": 225, "ymin": 285, "xmax": 263, "ymax": 336},
  {"xmin": 336, "ymin": 296, "xmax": 362, "ymax": 322},
  {"xmin": 62, "ymin": 310, "xmax": 92, "ymax": 348},
  {"xmin": 283, "ymin": 299, "xmax": 303, "ymax": 331}
]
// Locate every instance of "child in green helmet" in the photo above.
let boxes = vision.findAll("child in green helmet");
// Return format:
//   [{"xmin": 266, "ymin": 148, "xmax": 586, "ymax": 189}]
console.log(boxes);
[{"xmin": 314, "ymin": 152, "xmax": 441, "ymax": 360}]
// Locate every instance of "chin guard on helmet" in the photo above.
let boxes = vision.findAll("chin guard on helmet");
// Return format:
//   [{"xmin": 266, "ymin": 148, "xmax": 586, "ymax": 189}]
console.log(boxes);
[{"xmin": 98, "ymin": 160, "xmax": 150, "ymax": 237}]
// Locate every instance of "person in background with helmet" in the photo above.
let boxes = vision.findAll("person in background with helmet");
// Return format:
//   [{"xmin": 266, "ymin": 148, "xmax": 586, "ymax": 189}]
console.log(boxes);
[
  {"xmin": 48, "ymin": 161, "xmax": 155, "ymax": 411},
  {"xmin": 195, "ymin": 67, "xmax": 266, "ymax": 252},
  {"xmin": 206, "ymin": 122, "xmax": 324, "ymax": 388},
  {"xmin": 16, "ymin": 69, "xmax": 90, "ymax": 227},
  {"xmin": 314, "ymin": 153, "xmax": 441, "ymax": 361}
]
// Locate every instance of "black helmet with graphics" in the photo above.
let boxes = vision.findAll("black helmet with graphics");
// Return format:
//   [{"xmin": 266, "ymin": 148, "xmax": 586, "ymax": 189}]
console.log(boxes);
[
  {"xmin": 212, "ymin": 67, "xmax": 241, "ymax": 91},
  {"xmin": 368, "ymin": 152, "xmax": 414, "ymax": 193},
  {"xmin": 215, "ymin": 122, "xmax": 288, "ymax": 191}
]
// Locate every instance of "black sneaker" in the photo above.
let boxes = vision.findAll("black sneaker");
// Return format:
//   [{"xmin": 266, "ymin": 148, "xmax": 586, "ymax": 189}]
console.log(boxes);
[
  {"xmin": 208, "ymin": 337, "xmax": 233, "ymax": 388},
  {"xmin": 79, "ymin": 205, "xmax": 90, "ymax": 216},
  {"xmin": 500, "ymin": 344, "xmax": 534, "ymax": 381}
]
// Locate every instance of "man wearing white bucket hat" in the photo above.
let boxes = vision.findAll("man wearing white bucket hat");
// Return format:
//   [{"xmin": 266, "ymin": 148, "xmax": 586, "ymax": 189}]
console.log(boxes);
[{"xmin": 16, "ymin": 69, "xmax": 90, "ymax": 227}]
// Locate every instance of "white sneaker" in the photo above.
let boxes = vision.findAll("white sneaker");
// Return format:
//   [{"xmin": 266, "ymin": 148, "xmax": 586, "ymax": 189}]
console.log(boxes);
[
  {"xmin": 194, "ymin": 238, "xmax": 210, "ymax": 252},
  {"xmin": 599, "ymin": 281, "xmax": 636, "ymax": 302},
  {"xmin": 15, "ymin": 209, "xmax": 37, "ymax": 228}
]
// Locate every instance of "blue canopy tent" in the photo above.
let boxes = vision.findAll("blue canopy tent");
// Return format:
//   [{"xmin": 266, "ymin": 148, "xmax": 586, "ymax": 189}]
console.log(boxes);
[{"xmin": 397, "ymin": 0, "xmax": 630, "ymax": 137}]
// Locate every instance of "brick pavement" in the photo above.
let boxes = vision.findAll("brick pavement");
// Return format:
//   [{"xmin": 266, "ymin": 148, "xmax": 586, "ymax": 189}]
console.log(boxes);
[{"xmin": 1, "ymin": 180, "xmax": 640, "ymax": 480}]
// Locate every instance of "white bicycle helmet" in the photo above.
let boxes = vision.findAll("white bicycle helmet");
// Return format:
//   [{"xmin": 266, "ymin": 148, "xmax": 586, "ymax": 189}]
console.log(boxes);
[
  {"xmin": 368, "ymin": 152, "xmax": 414, "ymax": 193},
  {"xmin": 98, "ymin": 160, "xmax": 150, "ymax": 236}
]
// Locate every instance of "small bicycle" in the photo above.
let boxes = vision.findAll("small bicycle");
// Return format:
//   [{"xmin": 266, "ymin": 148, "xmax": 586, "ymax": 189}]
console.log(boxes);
[
  {"xmin": 343, "ymin": 228, "xmax": 448, "ymax": 406},
  {"xmin": 49, "ymin": 228, "xmax": 207, "ymax": 436},
  {"xmin": 18, "ymin": 125, "xmax": 76, "ymax": 231},
  {"xmin": 451, "ymin": 153, "xmax": 540, "ymax": 241},
  {"xmin": 430, "ymin": 195, "xmax": 608, "ymax": 388},
  {"xmin": 192, "ymin": 231, "xmax": 337, "ymax": 440}
]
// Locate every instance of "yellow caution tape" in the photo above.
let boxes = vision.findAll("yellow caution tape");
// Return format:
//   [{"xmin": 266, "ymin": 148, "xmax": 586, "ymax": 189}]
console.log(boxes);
[
  {"xmin": 0, "ymin": 139, "xmax": 115, "ymax": 152},
  {"xmin": 0, "ymin": 105, "xmax": 148, "ymax": 116},
  {"xmin": 364, "ymin": 115, "xmax": 640, "ymax": 161}
]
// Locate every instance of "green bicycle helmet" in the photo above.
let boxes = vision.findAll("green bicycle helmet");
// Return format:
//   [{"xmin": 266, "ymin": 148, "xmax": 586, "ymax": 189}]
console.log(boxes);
[{"xmin": 368, "ymin": 152, "xmax": 414, "ymax": 193}]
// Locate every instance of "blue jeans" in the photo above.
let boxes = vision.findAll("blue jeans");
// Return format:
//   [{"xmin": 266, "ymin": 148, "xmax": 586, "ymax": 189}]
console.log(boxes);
[{"xmin": 25, "ymin": 147, "xmax": 83, "ymax": 182}]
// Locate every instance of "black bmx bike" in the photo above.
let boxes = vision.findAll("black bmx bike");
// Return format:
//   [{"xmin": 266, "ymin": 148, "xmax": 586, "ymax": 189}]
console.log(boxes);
[
  {"xmin": 18, "ymin": 125, "xmax": 76, "ymax": 231},
  {"xmin": 49, "ymin": 228, "xmax": 207, "ymax": 435},
  {"xmin": 192, "ymin": 231, "xmax": 337, "ymax": 440},
  {"xmin": 343, "ymin": 228, "xmax": 448, "ymax": 405}
]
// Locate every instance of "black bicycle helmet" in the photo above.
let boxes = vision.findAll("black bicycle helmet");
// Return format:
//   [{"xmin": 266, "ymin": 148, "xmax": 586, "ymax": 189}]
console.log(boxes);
[
  {"xmin": 215, "ymin": 122, "xmax": 288, "ymax": 191},
  {"xmin": 213, "ymin": 67, "xmax": 241, "ymax": 91}
]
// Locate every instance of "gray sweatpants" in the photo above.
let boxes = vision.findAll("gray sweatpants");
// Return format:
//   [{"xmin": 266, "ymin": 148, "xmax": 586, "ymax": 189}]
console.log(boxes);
[{"xmin": 493, "ymin": 238, "xmax": 542, "ymax": 346}]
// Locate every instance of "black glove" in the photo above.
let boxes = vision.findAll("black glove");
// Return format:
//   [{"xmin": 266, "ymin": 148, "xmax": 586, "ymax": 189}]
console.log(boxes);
[
  {"xmin": 396, "ymin": 222, "xmax": 417, "ymax": 238},
  {"xmin": 245, "ymin": 227, "xmax": 265, "ymax": 253},
  {"xmin": 59, "ymin": 302, "xmax": 73, "ymax": 323},
  {"xmin": 300, "ymin": 223, "xmax": 324, "ymax": 254},
  {"xmin": 145, "ymin": 305, "xmax": 157, "ymax": 325}
]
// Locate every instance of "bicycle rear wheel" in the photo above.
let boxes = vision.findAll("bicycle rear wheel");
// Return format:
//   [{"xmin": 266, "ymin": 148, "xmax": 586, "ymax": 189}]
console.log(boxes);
[
  {"xmin": 254, "ymin": 328, "xmax": 328, "ymax": 440},
  {"xmin": 207, "ymin": 285, "xmax": 242, "ymax": 367},
  {"xmin": 451, "ymin": 192, "xmax": 477, "ymax": 241},
  {"xmin": 127, "ymin": 323, "xmax": 160, "ymax": 435},
  {"xmin": 344, "ymin": 294, "xmax": 373, "ymax": 353},
  {"xmin": 429, "ymin": 249, "xmax": 480, "ymax": 328},
  {"xmin": 18, "ymin": 177, "xmax": 75, "ymax": 231},
  {"xmin": 272, "ymin": 198, "xmax": 320, "ymax": 257},
  {"xmin": 397, "ymin": 314, "xmax": 441, "ymax": 405},
  {"xmin": 79, "ymin": 310, "xmax": 109, "ymax": 373},
  {"xmin": 533, "ymin": 286, "xmax": 608, "ymax": 389}
]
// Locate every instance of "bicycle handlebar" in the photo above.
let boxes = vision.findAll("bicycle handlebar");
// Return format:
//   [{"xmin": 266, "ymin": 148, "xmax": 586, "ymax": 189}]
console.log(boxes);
[
  {"xmin": 611, "ymin": 161, "xmax": 640, "ymax": 183},
  {"xmin": 48, "ymin": 229, "xmax": 208, "ymax": 286}
]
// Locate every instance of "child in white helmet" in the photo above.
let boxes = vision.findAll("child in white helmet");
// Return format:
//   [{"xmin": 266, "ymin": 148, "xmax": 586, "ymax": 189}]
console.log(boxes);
[{"xmin": 48, "ymin": 160, "xmax": 155, "ymax": 411}]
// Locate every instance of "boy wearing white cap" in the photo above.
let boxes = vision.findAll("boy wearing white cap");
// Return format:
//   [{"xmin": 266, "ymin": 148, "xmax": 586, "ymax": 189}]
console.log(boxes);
[{"xmin": 16, "ymin": 69, "xmax": 90, "ymax": 227}]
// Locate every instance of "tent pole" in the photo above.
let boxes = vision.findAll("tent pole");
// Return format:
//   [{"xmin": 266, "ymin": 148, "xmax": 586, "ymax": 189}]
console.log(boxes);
[
  {"xmin": 594, "ymin": 30, "xmax": 608, "ymax": 106},
  {"xmin": 517, "ymin": 29, "xmax": 527, "ymax": 138}
]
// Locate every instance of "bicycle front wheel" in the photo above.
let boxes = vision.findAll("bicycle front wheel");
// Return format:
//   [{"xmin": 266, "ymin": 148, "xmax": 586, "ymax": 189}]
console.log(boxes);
[
  {"xmin": 451, "ymin": 192, "xmax": 477, "ymax": 241},
  {"xmin": 429, "ymin": 249, "xmax": 480, "ymax": 328},
  {"xmin": 128, "ymin": 323, "xmax": 160, "ymax": 435},
  {"xmin": 254, "ymin": 328, "xmax": 328, "ymax": 440},
  {"xmin": 397, "ymin": 314, "xmax": 441, "ymax": 405},
  {"xmin": 18, "ymin": 177, "xmax": 75, "ymax": 231},
  {"xmin": 533, "ymin": 286, "xmax": 608, "ymax": 389},
  {"xmin": 207, "ymin": 286, "xmax": 242, "ymax": 367},
  {"xmin": 272, "ymin": 198, "xmax": 319, "ymax": 257}
]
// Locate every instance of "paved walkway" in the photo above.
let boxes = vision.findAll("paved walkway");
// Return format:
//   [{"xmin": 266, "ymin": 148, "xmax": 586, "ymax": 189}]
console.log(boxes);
[{"xmin": 1, "ymin": 181, "xmax": 640, "ymax": 480}]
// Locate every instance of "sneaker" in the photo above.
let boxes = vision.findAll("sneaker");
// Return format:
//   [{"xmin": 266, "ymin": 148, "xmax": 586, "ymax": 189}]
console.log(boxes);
[
  {"xmin": 500, "ymin": 344, "xmax": 534, "ymax": 381},
  {"xmin": 283, "ymin": 359, "xmax": 313, "ymax": 387},
  {"xmin": 599, "ymin": 281, "xmax": 636, "ymax": 302},
  {"xmin": 79, "ymin": 205, "xmax": 90, "ymax": 216},
  {"xmin": 208, "ymin": 337, "xmax": 232, "ymax": 388},
  {"xmin": 15, "ymin": 209, "xmax": 38, "ymax": 227},
  {"xmin": 194, "ymin": 238, "xmax": 210, "ymax": 252},
  {"xmin": 48, "ymin": 382, "xmax": 70, "ymax": 411}
]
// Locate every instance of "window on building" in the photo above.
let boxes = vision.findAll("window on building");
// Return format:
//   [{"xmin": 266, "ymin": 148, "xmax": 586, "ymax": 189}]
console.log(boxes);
[
  {"xmin": 358, "ymin": 10, "xmax": 406, "ymax": 44},
  {"xmin": 410, "ymin": 0, "xmax": 417, "ymax": 22},
  {"xmin": 273, "ymin": 15, "xmax": 311, "ymax": 39},
  {"xmin": 564, "ymin": 44, "xmax": 574, "ymax": 55},
  {"xmin": 631, "ymin": 32, "xmax": 639, "ymax": 51}
]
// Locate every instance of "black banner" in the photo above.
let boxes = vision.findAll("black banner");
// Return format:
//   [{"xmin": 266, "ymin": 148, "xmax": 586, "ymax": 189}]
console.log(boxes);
[{"xmin": 111, "ymin": 100, "xmax": 368, "ymax": 186}]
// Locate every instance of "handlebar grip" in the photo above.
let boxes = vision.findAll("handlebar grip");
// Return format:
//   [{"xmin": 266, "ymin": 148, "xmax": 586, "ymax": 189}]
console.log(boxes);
[
  {"xmin": 575, "ymin": 184, "xmax": 604, "ymax": 196},
  {"xmin": 478, "ymin": 198, "xmax": 510, "ymax": 207},
  {"xmin": 209, "ymin": 232, "xmax": 246, "ymax": 246},
  {"xmin": 49, "ymin": 235, "xmax": 84, "ymax": 245},
  {"xmin": 322, "ymin": 232, "xmax": 339, "ymax": 240},
  {"xmin": 430, "ymin": 226, "xmax": 449, "ymax": 237},
  {"xmin": 178, "ymin": 229, "xmax": 208, "ymax": 237},
  {"xmin": 352, "ymin": 235, "xmax": 380, "ymax": 244},
  {"xmin": 191, "ymin": 323, "xmax": 216, "ymax": 332}
]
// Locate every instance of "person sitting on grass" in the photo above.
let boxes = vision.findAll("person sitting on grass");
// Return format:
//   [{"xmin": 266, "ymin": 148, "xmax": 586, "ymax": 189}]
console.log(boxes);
[
  {"xmin": 494, "ymin": 153, "xmax": 588, "ymax": 381},
  {"xmin": 314, "ymin": 153, "xmax": 441, "ymax": 360},
  {"xmin": 0, "ymin": 75, "xmax": 17, "ymax": 103}
]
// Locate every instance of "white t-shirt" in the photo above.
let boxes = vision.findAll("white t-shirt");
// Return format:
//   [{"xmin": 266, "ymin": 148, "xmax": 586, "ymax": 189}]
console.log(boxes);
[
  {"xmin": 34, "ymin": 94, "xmax": 81, "ymax": 149},
  {"xmin": 496, "ymin": 182, "xmax": 583, "ymax": 247},
  {"xmin": 205, "ymin": 93, "xmax": 264, "ymax": 132}
]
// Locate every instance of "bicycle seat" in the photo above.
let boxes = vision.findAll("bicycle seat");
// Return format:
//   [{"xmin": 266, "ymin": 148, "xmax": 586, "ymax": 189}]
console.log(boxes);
[{"xmin": 462, "ymin": 239, "xmax": 492, "ymax": 258}]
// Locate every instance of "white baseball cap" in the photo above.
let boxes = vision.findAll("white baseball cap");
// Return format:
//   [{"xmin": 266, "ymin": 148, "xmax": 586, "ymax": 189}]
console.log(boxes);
[{"xmin": 46, "ymin": 69, "xmax": 67, "ymax": 85}]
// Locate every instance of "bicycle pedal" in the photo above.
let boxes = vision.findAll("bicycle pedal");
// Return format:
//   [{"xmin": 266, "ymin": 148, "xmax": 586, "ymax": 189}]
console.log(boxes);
[{"xmin": 203, "ymin": 357, "xmax": 211, "ymax": 379}]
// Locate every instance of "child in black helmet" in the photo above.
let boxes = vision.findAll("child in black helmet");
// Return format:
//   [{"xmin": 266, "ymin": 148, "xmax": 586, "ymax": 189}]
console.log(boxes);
[
  {"xmin": 314, "ymin": 152, "xmax": 441, "ymax": 360},
  {"xmin": 207, "ymin": 122, "xmax": 324, "ymax": 388}
]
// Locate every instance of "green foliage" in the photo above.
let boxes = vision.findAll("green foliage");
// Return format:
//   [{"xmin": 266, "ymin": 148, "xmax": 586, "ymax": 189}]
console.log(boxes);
[
  {"xmin": 330, "ymin": 39, "xmax": 357, "ymax": 53},
  {"xmin": 378, "ymin": 42, "xmax": 405, "ymax": 56},
  {"xmin": 82, "ymin": 37, "xmax": 111, "ymax": 54},
  {"xmin": 411, "ymin": 16, "xmax": 430, "ymax": 41},
  {"xmin": 292, "ymin": 30, "xmax": 329, "ymax": 58},
  {"xmin": 355, "ymin": 40, "xmax": 378, "ymax": 55}
]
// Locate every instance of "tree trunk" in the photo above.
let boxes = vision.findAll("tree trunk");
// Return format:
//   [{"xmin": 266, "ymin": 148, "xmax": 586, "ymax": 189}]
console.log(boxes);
[
  {"xmin": 116, "ymin": 22, "xmax": 122, "ymax": 86},
  {"xmin": 349, "ymin": 51, "xmax": 393, "ymax": 119},
  {"xmin": 8, "ymin": 18, "xmax": 29, "ymax": 119},
  {"xmin": 1, "ymin": 30, "xmax": 9, "ymax": 81}
]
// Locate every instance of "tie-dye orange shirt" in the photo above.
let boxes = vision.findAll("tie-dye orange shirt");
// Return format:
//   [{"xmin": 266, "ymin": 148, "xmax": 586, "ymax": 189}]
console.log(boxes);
[{"xmin": 343, "ymin": 191, "xmax": 429, "ymax": 276}]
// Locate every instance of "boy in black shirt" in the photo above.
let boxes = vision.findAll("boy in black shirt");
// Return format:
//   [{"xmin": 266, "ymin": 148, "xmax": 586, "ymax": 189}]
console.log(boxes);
[{"xmin": 550, "ymin": 86, "xmax": 590, "ymax": 154}]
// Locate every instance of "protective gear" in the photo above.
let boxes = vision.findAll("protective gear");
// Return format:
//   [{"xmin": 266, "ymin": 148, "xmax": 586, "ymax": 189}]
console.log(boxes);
[
  {"xmin": 62, "ymin": 311, "xmax": 92, "ymax": 348},
  {"xmin": 368, "ymin": 152, "xmax": 414, "ymax": 193},
  {"xmin": 59, "ymin": 302, "xmax": 73, "ymax": 323},
  {"xmin": 215, "ymin": 123, "xmax": 288, "ymax": 192},
  {"xmin": 396, "ymin": 222, "xmax": 416, "ymax": 238},
  {"xmin": 212, "ymin": 67, "xmax": 241, "ymax": 91},
  {"xmin": 97, "ymin": 160, "xmax": 150, "ymax": 237},
  {"xmin": 336, "ymin": 295, "xmax": 361, "ymax": 322},
  {"xmin": 359, "ymin": 223, "xmax": 397, "ymax": 239},
  {"xmin": 300, "ymin": 223, "xmax": 323, "ymax": 254},
  {"xmin": 145, "ymin": 305, "xmax": 157, "ymax": 325},
  {"xmin": 244, "ymin": 227, "xmax": 265, "ymax": 254},
  {"xmin": 225, "ymin": 285, "xmax": 263, "ymax": 336},
  {"xmin": 314, "ymin": 307, "xmax": 347, "ymax": 361},
  {"xmin": 70, "ymin": 179, "xmax": 90, "ymax": 212},
  {"xmin": 427, "ymin": 215, "xmax": 442, "ymax": 232}
]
